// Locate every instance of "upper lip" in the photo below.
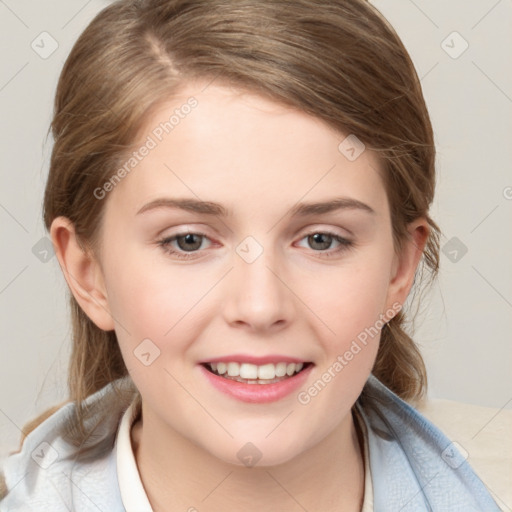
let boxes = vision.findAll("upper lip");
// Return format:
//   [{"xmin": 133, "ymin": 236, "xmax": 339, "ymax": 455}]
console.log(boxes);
[{"xmin": 199, "ymin": 354, "xmax": 311, "ymax": 365}]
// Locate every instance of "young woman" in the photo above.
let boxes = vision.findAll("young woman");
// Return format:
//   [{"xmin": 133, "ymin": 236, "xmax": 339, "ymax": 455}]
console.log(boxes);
[{"xmin": 0, "ymin": 0, "xmax": 504, "ymax": 510}]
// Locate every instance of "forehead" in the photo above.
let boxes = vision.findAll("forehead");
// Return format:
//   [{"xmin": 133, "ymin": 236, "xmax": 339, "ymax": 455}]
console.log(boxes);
[{"xmin": 105, "ymin": 81, "xmax": 388, "ymax": 219}]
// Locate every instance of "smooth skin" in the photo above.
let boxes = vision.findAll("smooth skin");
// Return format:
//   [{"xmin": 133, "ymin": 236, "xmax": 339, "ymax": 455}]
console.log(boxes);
[{"xmin": 51, "ymin": 80, "xmax": 429, "ymax": 512}]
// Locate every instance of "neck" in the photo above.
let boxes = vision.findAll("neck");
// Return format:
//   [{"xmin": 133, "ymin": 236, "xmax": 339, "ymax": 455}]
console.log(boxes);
[{"xmin": 131, "ymin": 404, "xmax": 365, "ymax": 512}]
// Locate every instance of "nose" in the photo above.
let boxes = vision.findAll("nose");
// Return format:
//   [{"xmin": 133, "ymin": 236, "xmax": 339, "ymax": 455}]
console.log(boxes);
[{"xmin": 222, "ymin": 244, "xmax": 294, "ymax": 333}]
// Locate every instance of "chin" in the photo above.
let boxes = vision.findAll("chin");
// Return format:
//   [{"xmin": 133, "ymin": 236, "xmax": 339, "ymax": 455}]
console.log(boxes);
[{"xmin": 206, "ymin": 438, "xmax": 305, "ymax": 469}]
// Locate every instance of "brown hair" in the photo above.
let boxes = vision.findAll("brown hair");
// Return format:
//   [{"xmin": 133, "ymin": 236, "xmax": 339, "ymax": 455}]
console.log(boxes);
[{"xmin": 23, "ymin": 0, "xmax": 440, "ymax": 455}]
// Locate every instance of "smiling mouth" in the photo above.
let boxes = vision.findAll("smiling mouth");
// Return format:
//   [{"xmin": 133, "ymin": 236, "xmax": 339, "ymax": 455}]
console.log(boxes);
[{"xmin": 201, "ymin": 361, "xmax": 313, "ymax": 385}]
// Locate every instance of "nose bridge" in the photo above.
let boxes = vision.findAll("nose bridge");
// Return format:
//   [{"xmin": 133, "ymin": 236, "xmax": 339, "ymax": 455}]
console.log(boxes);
[{"xmin": 223, "ymin": 235, "xmax": 292, "ymax": 329}]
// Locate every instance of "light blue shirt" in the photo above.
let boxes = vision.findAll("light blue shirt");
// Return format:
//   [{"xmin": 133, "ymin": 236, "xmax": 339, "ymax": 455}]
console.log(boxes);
[{"xmin": 0, "ymin": 375, "xmax": 500, "ymax": 511}]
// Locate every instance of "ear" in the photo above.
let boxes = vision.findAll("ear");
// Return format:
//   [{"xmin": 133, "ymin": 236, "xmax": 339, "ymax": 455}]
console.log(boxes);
[
  {"xmin": 385, "ymin": 217, "xmax": 430, "ymax": 312},
  {"xmin": 50, "ymin": 216, "xmax": 115, "ymax": 331}
]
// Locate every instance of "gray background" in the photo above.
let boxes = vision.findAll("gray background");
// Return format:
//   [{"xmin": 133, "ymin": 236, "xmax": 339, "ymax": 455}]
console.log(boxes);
[{"xmin": 1, "ymin": 0, "xmax": 511, "ymax": 464}]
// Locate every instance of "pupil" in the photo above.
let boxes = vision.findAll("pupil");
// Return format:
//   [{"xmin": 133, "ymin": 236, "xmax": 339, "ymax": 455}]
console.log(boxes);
[
  {"xmin": 310, "ymin": 233, "xmax": 331, "ymax": 250},
  {"xmin": 178, "ymin": 234, "xmax": 202, "ymax": 251}
]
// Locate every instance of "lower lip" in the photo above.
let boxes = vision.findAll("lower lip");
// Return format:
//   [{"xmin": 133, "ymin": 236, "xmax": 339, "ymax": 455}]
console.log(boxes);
[{"xmin": 199, "ymin": 364, "xmax": 314, "ymax": 403}]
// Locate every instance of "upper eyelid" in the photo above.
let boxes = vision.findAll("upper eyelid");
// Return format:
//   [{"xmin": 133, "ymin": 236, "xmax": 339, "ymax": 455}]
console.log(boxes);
[
  {"xmin": 159, "ymin": 227, "xmax": 351, "ymax": 240},
  {"xmin": 159, "ymin": 228, "xmax": 352, "ymax": 247},
  {"xmin": 158, "ymin": 222, "xmax": 353, "ymax": 238}
]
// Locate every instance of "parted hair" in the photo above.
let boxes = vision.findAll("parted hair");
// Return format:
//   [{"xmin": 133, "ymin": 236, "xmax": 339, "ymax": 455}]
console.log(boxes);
[{"xmin": 14, "ymin": 0, "xmax": 440, "ymax": 463}]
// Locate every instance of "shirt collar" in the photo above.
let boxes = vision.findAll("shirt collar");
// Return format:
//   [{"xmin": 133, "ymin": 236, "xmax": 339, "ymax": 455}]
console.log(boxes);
[
  {"xmin": 354, "ymin": 405, "xmax": 374, "ymax": 511},
  {"xmin": 115, "ymin": 400, "xmax": 153, "ymax": 512}
]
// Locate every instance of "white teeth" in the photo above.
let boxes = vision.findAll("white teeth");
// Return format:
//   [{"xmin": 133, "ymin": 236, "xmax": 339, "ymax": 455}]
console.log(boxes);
[
  {"xmin": 207, "ymin": 361, "xmax": 306, "ymax": 381},
  {"xmin": 275, "ymin": 362, "xmax": 287, "ymax": 377},
  {"xmin": 258, "ymin": 363, "xmax": 275, "ymax": 380},
  {"xmin": 227, "ymin": 362, "xmax": 239, "ymax": 376},
  {"xmin": 239, "ymin": 363, "xmax": 258, "ymax": 379}
]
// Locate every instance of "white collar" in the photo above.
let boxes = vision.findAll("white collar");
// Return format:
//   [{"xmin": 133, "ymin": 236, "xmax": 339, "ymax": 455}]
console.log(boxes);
[
  {"xmin": 115, "ymin": 400, "xmax": 153, "ymax": 512},
  {"xmin": 355, "ymin": 406, "xmax": 374, "ymax": 511}
]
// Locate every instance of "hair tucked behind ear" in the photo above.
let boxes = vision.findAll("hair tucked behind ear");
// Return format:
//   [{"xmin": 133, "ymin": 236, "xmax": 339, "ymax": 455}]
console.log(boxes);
[{"xmin": 18, "ymin": 0, "xmax": 440, "ymax": 453}]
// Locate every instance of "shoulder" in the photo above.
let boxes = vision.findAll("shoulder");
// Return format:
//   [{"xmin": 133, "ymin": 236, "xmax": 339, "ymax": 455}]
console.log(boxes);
[
  {"xmin": 357, "ymin": 375, "xmax": 504, "ymax": 511},
  {"xmin": 417, "ymin": 396, "xmax": 512, "ymax": 510},
  {"xmin": 0, "ymin": 378, "xmax": 136, "ymax": 511}
]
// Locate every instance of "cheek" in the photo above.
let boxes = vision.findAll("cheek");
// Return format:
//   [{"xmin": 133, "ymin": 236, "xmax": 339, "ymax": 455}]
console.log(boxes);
[
  {"xmin": 103, "ymin": 226, "xmax": 394, "ymax": 361},
  {"xmin": 295, "ymin": 260, "xmax": 390, "ymax": 437},
  {"xmin": 102, "ymin": 250, "xmax": 212, "ymax": 357},
  {"xmin": 314, "ymin": 254, "xmax": 393, "ymax": 342}
]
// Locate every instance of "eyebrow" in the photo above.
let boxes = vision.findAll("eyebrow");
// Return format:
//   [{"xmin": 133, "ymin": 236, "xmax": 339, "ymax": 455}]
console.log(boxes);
[{"xmin": 136, "ymin": 197, "xmax": 376, "ymax": 217}]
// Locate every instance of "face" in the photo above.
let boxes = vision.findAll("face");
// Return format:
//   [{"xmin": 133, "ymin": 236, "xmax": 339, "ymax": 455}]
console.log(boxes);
[{"xmin": 85, "ymin": 81, "xmax": 409, "ymax": 466}]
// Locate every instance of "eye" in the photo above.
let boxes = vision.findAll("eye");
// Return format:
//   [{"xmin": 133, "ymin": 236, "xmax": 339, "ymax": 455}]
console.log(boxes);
[
  {"xmin": 157, "ymin": 232, "xmax": 212, "ymax": 260},
  {"xmin": 296, "ymin": 231, "xmax": 354, "ymax": 257},
  {"xmin": 157, "ymin": 230, "xmax": 354, "ymax": 261}
]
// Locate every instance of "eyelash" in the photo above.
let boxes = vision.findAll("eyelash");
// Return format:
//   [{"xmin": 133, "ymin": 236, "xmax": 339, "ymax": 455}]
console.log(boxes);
[{"xmin": 157, "ymin": 231, "xmax": 354, "ymax": 260}]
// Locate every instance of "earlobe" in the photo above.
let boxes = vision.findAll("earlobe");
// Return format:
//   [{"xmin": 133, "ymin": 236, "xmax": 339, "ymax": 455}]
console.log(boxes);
[
  {"xmin": 50, "ymin": 216, "xmax": 115, "ymax": 331},
  {"xmin": 386, "ymin": 218, "xmax": 430, "ymax": 310}
]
